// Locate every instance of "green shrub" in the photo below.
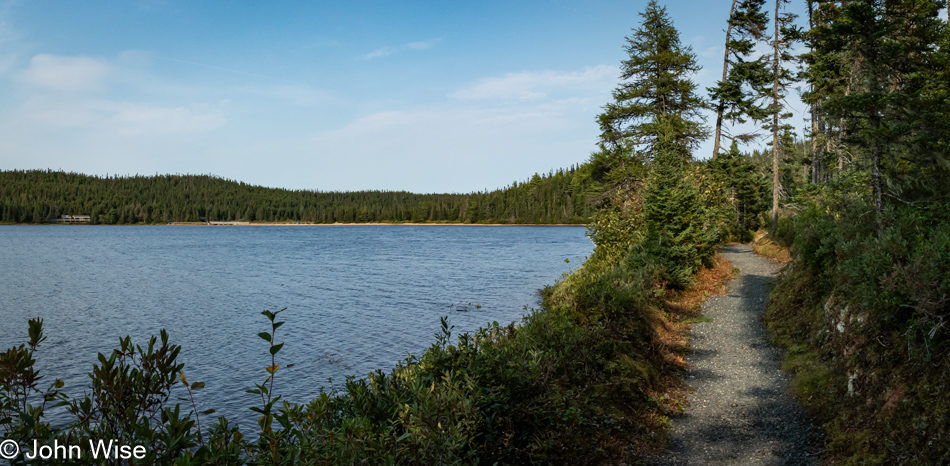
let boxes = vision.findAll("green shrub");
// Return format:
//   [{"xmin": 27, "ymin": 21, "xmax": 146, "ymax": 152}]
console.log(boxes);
[{"xmin": 765, "ymin": 193, "xmax": 950, "ymax": 464}]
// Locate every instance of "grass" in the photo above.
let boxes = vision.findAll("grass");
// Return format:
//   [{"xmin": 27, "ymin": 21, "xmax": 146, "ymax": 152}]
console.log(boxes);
[{"xmin": 751, "ymin": 229, "xmax": 792, "ymax": 263}]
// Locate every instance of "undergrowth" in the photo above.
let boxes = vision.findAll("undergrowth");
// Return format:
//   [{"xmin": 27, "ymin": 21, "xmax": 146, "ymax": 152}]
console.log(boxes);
[{"xmin": 763, "ymin": 193, "xmax": 950, "ymax": 465}]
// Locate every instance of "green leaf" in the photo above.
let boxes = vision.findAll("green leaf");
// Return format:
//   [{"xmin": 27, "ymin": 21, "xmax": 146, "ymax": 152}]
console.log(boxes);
[
  {"xmin": 191, "ymin": 382, "xmax": 205, "ymax": 390},
  {"xmin": 269, "ymin": 343, "xmax": 284, "ymax": 355},
  {"xmin": 257, "ymin": 332, "xmax": 272, "ymax": 342}
]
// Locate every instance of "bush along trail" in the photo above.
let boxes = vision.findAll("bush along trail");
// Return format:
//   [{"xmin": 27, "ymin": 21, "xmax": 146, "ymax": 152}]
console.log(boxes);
[{"xmin": 653, "ymin": 245, "xmax": 823, "ymax": 465}]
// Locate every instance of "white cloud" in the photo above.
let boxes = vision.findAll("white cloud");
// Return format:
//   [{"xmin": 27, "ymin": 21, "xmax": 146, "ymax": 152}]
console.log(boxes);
[
  {"xmin": 233, "ymin": 84, "xmax": 333, "ymax": 106},
  {"xmin": 362, "ymin": 47, "xmax": 396, "ymax": 60},
  {"xmin": 450, "ymin": 65, "xmax": 616, "ymax": 101},
  {"xmin": 301, "ymin": 38, "xmax": 342, "ymax": 50},
  {"xmin": 15, "ymin": 54, "xmax": 112, "ymax": 92},
  {"xmin": 256, "ymin": 103, "xmax": 596, "ymax": 193},
  {"xmin": 0, "ymin": 1, "xmax": 22, "ymax": 77},
  {"xmin": 3, "ymin": 50, "xmax": 230, "ymax": 139},
  {"xmin": 406, "ymin": 40, "xmax": 437, "ymax": 50},
  {"xmin": 18, "ymin": 96, "xmax": 226, "ymax": 136},
  {"xmin": 699, "ymin": 45, "xmax": 722, "ymax": 59},
  {"xmin": 103, "ymin": 101, "xmax": 226, "ymax": 136},
  {"xmin": 361, "ymin": 39, "xmax": 440, "ymax": 60}
]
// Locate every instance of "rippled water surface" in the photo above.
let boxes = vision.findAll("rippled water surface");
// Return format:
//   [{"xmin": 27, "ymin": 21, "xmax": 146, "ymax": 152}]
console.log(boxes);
[{"xmin": 0, "ymin": 225, "xmax": 592, "ymax": 428}]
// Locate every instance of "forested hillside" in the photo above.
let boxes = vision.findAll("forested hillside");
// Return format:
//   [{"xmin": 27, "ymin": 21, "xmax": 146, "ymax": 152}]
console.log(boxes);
[{"xmin": 0, "ymin": 168, "xmax": 595, "ymax": 224}]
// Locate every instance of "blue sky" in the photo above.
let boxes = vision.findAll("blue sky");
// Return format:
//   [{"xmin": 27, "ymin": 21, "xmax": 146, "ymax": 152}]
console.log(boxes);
[{"xmin": 0, "ymin": 0, "xmax": 812, "ymax": 193}]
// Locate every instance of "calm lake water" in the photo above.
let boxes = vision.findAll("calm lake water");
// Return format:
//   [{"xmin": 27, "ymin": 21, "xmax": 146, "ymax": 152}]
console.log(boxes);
[{"xmin": 0, "ymin": 225, "xmax": 592, "ymax": 429}]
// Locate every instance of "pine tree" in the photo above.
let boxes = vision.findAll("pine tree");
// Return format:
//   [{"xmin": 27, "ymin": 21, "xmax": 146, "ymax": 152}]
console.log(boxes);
[{"xmin": 598, "ymin": 0, "xmax": 708, "ymax": 160}]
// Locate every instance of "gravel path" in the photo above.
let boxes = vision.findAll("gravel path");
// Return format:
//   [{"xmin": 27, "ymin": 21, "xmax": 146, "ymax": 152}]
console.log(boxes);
[{"xmin": 650, "ymin": 244, "xmax": 823, "ymax": 465}]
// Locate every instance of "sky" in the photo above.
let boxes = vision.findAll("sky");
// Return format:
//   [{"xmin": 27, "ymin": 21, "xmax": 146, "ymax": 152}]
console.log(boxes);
[{"xmin": 0, "ymin": 0, "xmax": 812, "ymax": 193}]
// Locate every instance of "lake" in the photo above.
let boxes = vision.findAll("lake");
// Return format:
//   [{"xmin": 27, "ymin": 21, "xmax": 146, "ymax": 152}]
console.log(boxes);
[{"xmin": 0, "ymin": 225, "xmax": 592, "ymax": 429}]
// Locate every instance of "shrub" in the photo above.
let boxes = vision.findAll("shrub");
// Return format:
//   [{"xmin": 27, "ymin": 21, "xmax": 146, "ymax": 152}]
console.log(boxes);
[{"xmin": 765, "ymin": 192, "xmax": 950, "ymax": 464}]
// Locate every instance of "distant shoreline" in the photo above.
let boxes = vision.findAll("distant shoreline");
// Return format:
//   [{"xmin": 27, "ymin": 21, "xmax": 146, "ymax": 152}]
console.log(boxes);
[
  {"xmin": 174, "ymin": 222, "xmax": 586, "ymax": 227},
  {"xmin": 2, "ymin": 222, "xmax": 586, "ymax": 227}
]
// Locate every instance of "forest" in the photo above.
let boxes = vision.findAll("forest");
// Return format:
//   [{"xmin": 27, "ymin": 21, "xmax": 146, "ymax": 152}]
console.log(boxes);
[
  {"xmin": 0, "ymin": 168, "xmax": 594, "ymax": 225},
  {"xmin": 2, "ymin": 0, "xmax": 949, "ymax": 463}
]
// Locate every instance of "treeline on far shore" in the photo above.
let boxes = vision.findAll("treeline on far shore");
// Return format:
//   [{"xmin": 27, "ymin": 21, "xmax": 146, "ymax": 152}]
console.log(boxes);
[{"xmin": 0, "ymin": 167, "xmax": 599, "ymax": 225}]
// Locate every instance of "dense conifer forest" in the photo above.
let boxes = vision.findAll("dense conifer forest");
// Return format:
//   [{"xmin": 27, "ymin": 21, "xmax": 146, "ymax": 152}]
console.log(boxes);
[{"xmin": 0, "ymin": 168, "xmax": 595, "ymax": 225}]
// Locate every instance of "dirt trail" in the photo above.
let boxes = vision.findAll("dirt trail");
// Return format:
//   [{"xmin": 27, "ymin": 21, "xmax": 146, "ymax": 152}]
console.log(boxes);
[{"xmin": 652, "ymin": 244, "xmax": 823, "ymax": 465}]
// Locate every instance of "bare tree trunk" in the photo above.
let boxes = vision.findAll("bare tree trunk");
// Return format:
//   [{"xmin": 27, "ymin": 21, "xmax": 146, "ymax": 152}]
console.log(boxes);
[
  {"xmin": 808, "ymin": 0, "xmax": 821, "ymax": 184},
  {"xmin": 713, "ymin": 0, "xmax": 739, "ymax": 160},
  {"xmin": 812, "ymin": 105, "xmax": 821, "ymax": 183},
  {"xmin": 871, "ymin": 116, "xmax": 884, "ymax": 223},
  {"xmin": 772, "ymin": 0, "xmax": 780, "ymax": 231},
  {"xmin": 837, "ymin": 70, "xmax": 853, "ymax": 172}
]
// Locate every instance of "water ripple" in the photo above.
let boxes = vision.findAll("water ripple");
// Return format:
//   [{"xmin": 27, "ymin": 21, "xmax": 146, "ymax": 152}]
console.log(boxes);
[{"xmin": 0, "ymin": 225, "xmax": 591, "ymax": 429}]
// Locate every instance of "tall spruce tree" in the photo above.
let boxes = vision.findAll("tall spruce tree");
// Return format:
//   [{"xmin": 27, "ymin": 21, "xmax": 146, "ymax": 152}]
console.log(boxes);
[
  {"xmin": 640, "ymin": 119, "xmax": 720, "ymax": 288},
  {"xmin": 598, "ymin": 0, "xmax": 708, "ymax": 160},
  {"xmin": 708, "ymin": 141, "xmax": 768, "ymax": 238},
  {"xmin": 809, "ymin": 0, "xmax": 950, "ymax": 216},
  {"xmin": 709, "ymin": 0, "xmax": 772, "ymax": 158},
  {"xmin": 766, "ymin": 0, "xmax": 800, "ymax": 229},
  {"xmin": 805, "ymin": 1, "xmax": 860, "ymax": 175}
]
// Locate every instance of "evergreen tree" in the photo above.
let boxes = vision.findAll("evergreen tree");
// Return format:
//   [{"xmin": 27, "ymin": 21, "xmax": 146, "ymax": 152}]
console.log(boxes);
[
  {"xmin": 708, "ymin": 141, "xmax": 768, "ymax": 239},
  {"xmin": 801, "ymin": 1, "xmax": 854, "ymax": 176},
  {"xmin": 766, "ymin": 0, "xmax": 800, "ymax": 229},
  {"xmin": 630, "ymin": 118, "xmax": 721, "ymax": 288},
  {"xmin": 810, "ymin": 0, "xmax": 950, "ymax": 216},
  {"xmin": 709, "ymin": 0, "xmax": 773, "ymax": 158},
  {"xmin": 598, "ymin": 0, "xmax": 708, "ymax": 160}
]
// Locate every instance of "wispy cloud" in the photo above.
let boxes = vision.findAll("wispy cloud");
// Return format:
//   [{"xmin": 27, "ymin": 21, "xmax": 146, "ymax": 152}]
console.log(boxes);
[
  {"xmin": 450, "ymin": 65, "xmax": 615, "ymax": 101},
  {"xmin": 698, "ymin": 45, "xmax": 721, "ymax": 59},
  {"xmin": 283, "ymin": 105, "xmax": 593, "ymax": 192},
  {"xmin": 4, "ymin": 50, "xmax": 228, "ymax": 143},
  {"xmin": 361, "ymin": 39, "xmax": 441, "ymax": 60},
  {"xmin": 0, "ymin": 2, "xmax": 21, "ymax": 76},
  {"xmin": 18, "ymin": 96, "xmax": 226, "ymax": 136},
  {"xmin": 234, "ymin": 84, "xmax": 333, "ymax": 106},
  {"xmin": 406, "ymin": 40, "xmax": 437, "ymax": 50},
  {"xmin": 301, "ymin": 37, "xmax": 342, "ymax": 50},
  {"xmin": 362, "ymin": 46, "xmax": 396, "ymax": 60},
  {"xmin": 15, "ymin": 54, "xmax": 112, "ymax": 92},
  {"xmin": 151, "ymin": 55, "xmax": 305, "ymax": 85}
]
